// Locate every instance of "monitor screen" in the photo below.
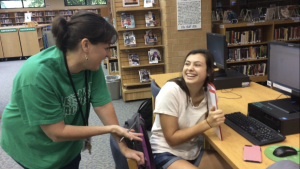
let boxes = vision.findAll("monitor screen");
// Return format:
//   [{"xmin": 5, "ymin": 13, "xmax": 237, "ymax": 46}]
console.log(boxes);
[
  {"xmin": 206, "ymin": 33, "xmax": 227, "ymax": 70},
  {"xmin": 268, "ymin": 42, "xmax": 300, "ymax": 92}
]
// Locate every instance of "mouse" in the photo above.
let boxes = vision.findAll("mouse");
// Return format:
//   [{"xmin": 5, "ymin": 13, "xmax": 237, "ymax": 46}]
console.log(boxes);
[{"xmin": 273, "ymin": 146, "xmax": 298, "ymax": 157}]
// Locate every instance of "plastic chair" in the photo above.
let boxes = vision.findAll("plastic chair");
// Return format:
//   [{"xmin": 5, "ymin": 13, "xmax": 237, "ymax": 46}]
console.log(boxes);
[
  {"xmin": 151, "ymin": 80, "xmax": 161, "ymax": 125},
  {"xmin": 109, "ymin": 132, "xmax": 146, "ymax": 169},
  {"xmin": 110, "ymin": 135, "xmax": 129, "ymax": 169}
]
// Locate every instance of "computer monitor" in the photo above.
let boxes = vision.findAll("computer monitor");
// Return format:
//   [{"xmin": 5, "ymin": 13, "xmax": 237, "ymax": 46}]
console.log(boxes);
[
  {"xmin": 206, "ymin": 32, "xmax": 228, "ymax": 77},
  {"xmin": 268, "ymin": 41, "xmax": 300, "ymax": 113}
]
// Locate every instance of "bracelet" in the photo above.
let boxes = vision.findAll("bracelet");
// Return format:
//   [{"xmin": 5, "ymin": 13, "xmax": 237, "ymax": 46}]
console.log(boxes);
[{"xmin": 206, "ymin": 119, "xmax": 212, "ymax": 128}]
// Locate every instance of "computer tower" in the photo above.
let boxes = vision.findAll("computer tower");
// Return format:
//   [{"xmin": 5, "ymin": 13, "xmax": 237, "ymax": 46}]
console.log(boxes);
[
  {"xmin": 248, "ymin": 100, "xmax": 300, "ymax": 135},
  {"xmin": 214, "ymin": 70, "xmax": 251, "ymax": 90}
]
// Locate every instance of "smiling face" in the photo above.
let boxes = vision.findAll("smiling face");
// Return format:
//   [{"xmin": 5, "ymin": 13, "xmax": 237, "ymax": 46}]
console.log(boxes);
[
  {"xmin": 86, "ymin": 42, "xmax": 111, "ymax": 71},
  {"xmin": 182, "ymin": 53, "xmax": 208, "ymax": 87}
]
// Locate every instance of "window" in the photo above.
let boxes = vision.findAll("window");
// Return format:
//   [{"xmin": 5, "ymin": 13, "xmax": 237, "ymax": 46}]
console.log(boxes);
[
  {"xmin": 65, "ymin": 0, "xmax": 107, "ymax": 6},
  {"xmin": 0, "ymin": 0, "xmax": 45, "ymax": 9}
]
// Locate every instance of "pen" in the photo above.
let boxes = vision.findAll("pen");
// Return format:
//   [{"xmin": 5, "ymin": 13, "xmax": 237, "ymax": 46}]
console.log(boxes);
[{"xmin": 119, "ymin": 121, "xmax": 137, "ymax": 143}]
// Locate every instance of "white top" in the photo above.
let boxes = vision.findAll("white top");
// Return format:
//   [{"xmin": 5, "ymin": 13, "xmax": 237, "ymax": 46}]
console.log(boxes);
[{"xmin": 150, "ymin": 82, "xmax": 214, "ymax": 160}]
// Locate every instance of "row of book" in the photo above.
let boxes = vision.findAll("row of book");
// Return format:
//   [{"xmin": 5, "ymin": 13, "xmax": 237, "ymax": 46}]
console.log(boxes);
[
  {"xmin": 45, "ymin": 17, "xmax": 55, "ymax": 22},
  {"xmin": 45, "ymin": 11, "xmax": 56, "ymax": 16},
  {"xmin": 59, "ymin": 11, "xmax": 74, "ymax": 15},
  {"xmin": 128, "ymin": 49, "xmax": 161, "ymax": 66},
  {"xmin": 31, "ymin": 12, "xmax": 43, "ymax": 16},
  {"xmin": 16, "ymin": 18, "xmax": 24, "ymax": 23},
  {"xmin": 225, "ymin": 29, "xmax": 262, "ymax": 46},
  {"xmin": 229, "ymin": 63, "xmax": 267, "ymax": 76},
  {"xmin": 0, "ymin": 19, "xmax": 12, "ymax": 24},
  {"xmin": 0, "ymin": 13, "xmax": 9, "ymax": 18},
  {"xmin": 228, "ymin": 45, "xmax": 267, "ymax": 61},
  {"xmin": 274, "ymin": 26, "xmax": 300, "ymax": 41},
  {"xmin": 15, "ymin": 12, "xmax": 24, "ymax": 17},
  {"xmin": 121, "ymin": 11, "xmax": 156, "ymax": 29},
  {"xmin": 109, "ymin": 62, "xmax": 119, "ymax": 73},
  {"xmin": 110, "ymin": 48, "xmax": 117, "ymax": 58},
  {"xmin": 32, "ymin": 18, "xmax": 44, "ymax": 22}
]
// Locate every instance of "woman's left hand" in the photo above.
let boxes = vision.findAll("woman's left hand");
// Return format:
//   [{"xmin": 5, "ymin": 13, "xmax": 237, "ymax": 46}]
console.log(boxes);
[{"xmin": 120, "ymin": 146, "xmax": 145, "ymax": 165}]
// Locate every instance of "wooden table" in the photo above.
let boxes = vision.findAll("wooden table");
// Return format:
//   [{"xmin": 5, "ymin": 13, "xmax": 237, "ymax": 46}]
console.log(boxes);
[{"xmin": 149, "ymin": 72, "xmax": 300, "ymax": 169}]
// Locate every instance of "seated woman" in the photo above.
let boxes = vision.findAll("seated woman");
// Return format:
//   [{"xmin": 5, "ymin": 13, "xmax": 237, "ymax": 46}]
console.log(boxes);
[{"xmin": 150, "ymin": 49, "xmax": 231, "ymax": 169}]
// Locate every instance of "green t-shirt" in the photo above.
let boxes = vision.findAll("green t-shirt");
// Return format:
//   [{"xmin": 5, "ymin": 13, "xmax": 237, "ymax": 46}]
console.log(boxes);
[{"xmin": 1, "ymin": 46, "xmax": 111, "ymax": 169}]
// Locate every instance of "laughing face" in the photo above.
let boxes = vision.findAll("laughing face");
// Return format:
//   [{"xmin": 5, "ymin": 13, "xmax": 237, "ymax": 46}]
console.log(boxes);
[{"xmin": 182, "ymin": 53, "xmax": 208, "ymax": 86}]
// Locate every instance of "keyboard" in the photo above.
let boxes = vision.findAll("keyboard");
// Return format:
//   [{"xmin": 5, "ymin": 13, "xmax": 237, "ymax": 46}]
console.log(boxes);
[{"xmin": 225, "ymin": 112, "xmax": 286, "ymax": 146}]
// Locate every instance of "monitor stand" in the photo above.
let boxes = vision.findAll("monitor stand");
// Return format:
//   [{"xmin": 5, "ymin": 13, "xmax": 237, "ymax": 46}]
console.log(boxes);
[
  {"xmin": 268, "ymin": 98, "xmax": 300, "ymax": 114},
  {"xmin": 214, "ymin": 68, "xmax": 227, "ymax": 77}
]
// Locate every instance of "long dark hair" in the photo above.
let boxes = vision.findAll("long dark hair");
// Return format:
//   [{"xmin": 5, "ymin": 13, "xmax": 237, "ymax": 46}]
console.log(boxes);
[
  {"xmin": 52, "ymin": 10, "xmax": 118, "ymax": 53},
  {"xmin": 168, "ymin": 49, "xmax": 215, "ymax": 104}
]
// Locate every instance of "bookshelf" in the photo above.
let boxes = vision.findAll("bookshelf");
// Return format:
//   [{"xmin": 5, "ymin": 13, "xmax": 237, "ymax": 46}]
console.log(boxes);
[
  {"xmin": 0, "ymin": 8, "xmax": 102, "ymax": 26},
  {"xmin": 0, "ymin": 24, "xmax": 49, "ymax": 58},
  {"xmin": 212, "ymin": 0, "xmax": 299, "ymax": 17},
  {"xmin": 213, "ymin": 20, "xmax": 300, "ymax": 82},
  {"xmin": 111, "ymin": 0, "xmax": 165, "ymax": 101},
  {"xmin": 106, "ymin": 1, "xmax": 119, "ymax": 75}
]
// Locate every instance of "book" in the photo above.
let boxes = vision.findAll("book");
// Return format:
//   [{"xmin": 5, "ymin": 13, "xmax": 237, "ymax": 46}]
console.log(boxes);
[
  {"xmin": 145, "ymin": 11, "xmax": 156, "ymax": 27},
  {"xmin": 123, "ymin": 31, "xmax": 136, "ymax": 47},
  {"xmin": 144, "ymin": 30, "xmax": 158, "ymax": 45},
  {"xmin": 128, "ymin": 54, "xmax": 139, "ymax": 66},
  {"xmin": 139, "ymin": 69, "xmax": 151, "ymax": 83},
  {"xmin": 123, "ymin": 0, "xmax": 139, "ymax": 7},
  {"xmin": 148, "ymin": 49, "xmax": 161, "ymax": 64},
  {"xmin": 207, "ymin": 83, "xmax": 223, "ymax": 141},
  {"xmin": 144, "ymin": 0, "xmax": 153, "ymax": 8}
]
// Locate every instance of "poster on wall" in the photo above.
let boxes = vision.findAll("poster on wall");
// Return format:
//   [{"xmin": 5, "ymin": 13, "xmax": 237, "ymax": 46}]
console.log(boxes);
[{"xmin": 177, "ymin": 0, "xmax": 201, "ymax": 30}]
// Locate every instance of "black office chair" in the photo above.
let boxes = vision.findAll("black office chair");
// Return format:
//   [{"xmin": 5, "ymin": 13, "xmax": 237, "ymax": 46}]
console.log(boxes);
[{"xmin": 151, "ymin": 80, "xmax": 161, "ymax": 125}]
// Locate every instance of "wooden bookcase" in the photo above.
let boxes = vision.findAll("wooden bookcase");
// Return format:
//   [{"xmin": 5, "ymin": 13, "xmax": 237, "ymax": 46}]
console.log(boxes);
[
  {"xmin": 212, "ymin": 0, "xmax": 299, "ymax": 16},
  {"xmin": 213, "ymin": 19, "xmax": 300, "ymax": 82},
  {"xmin": 111, "ymin": 0, "xmax": 165, "ymax": 101},
  {"xmin": 0, "ymin": 24, "xmax": 48, "ymax": 58},
  {"xmin": 0, "ymin": 8, "xmax": 102, "ymax": 26},
  {"xmin": 0, "ymin": 35, "xmax": 4, "ymax": 58},
  {"xmin": 106, "ymin": 1, "xmax": 119, "ymax": 75}
]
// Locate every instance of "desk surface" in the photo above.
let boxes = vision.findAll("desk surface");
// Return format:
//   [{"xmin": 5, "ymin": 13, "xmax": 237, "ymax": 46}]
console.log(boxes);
[{"xmin": 150, "ymin": 72, "xmax": 300, "ymax": 169}]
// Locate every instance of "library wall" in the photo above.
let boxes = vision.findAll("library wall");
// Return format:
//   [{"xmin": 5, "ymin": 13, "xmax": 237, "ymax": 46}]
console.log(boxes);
[
  {"xmin": 0, "ymin": 0, "xmax": 109, "ymax": 16},
  {"xmin": 159, "ymin": 0, "xmax": 212, "ymax": 73}
]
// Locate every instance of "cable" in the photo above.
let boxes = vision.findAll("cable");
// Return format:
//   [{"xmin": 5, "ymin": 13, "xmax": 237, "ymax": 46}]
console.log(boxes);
[
  {"xmin": 218, "ymin": 89, "xmax": 242, "ymax": 99},
  {"xmin": 275, "ymin": 93, "xmax": 283, "ymax": 100},
  {"xmin": 282, "ymin": 94, "xmax": 299, "ymax": 113}
]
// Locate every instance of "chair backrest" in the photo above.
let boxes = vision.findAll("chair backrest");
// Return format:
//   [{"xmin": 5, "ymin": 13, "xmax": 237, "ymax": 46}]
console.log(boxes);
[
  {"xmin": 151, "ymin": 80, "xmax": 161, "ymax": 98},
  {"xmin": 110, "ymin": 135, "xmax": 129, "ymax": 169}
]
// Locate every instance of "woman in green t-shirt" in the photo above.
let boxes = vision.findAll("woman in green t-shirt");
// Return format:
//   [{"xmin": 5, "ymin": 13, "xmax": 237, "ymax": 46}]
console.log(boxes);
[{"xmin": 1, "ymin": 10, "xmax": 144, "ymax": 169}]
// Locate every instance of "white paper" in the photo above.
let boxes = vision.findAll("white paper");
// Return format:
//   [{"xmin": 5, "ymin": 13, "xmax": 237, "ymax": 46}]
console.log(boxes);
[
  {"xmin": 24, "ymin": 13, "xmax": 31, "ymax": 22},
  {"xmin": 177, "ymin": 0, "xmax": 201, "ymax": 30},
  {"xmin": 207, "ymin": 83, "xmax": 223, "ymax": 141}
]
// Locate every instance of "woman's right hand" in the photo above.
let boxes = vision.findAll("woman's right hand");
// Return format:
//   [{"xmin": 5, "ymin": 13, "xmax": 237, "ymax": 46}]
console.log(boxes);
[
  {"xmin": 206, "ymin": 106, "xmax": 225, "ymax": 128},
  {"xmin": 112, "ymin": 125, "xmax": 143, "ymax": 142}
]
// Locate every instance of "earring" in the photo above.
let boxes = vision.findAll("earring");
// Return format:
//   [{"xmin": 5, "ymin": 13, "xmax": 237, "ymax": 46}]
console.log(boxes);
[{"xmin": 85, "ymin": 55, "xmax": 88, "ymax": 60}]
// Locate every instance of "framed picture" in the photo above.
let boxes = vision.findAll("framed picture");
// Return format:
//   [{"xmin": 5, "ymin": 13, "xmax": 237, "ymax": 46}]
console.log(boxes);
[{"xmin": 123, "ymin": 0, "xmax": 140, "ymax": 7}]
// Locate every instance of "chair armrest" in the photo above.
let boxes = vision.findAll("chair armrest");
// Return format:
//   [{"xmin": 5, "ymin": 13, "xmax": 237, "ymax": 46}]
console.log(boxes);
[{"xmin": 127, "ymin": 159, "xmax": 138, "ymax": 169}]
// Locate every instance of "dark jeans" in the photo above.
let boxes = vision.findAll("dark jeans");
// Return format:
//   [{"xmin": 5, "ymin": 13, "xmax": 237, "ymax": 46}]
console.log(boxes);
[{"xmin": 15, "ymin": 153, "xmax": 81, "ymax": 169}]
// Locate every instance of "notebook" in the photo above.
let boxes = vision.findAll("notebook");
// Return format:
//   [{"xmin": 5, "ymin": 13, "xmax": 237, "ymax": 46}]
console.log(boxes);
[{"xmin": 207, "ymin": 82, "xmax": 223, "ymax": 141}]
